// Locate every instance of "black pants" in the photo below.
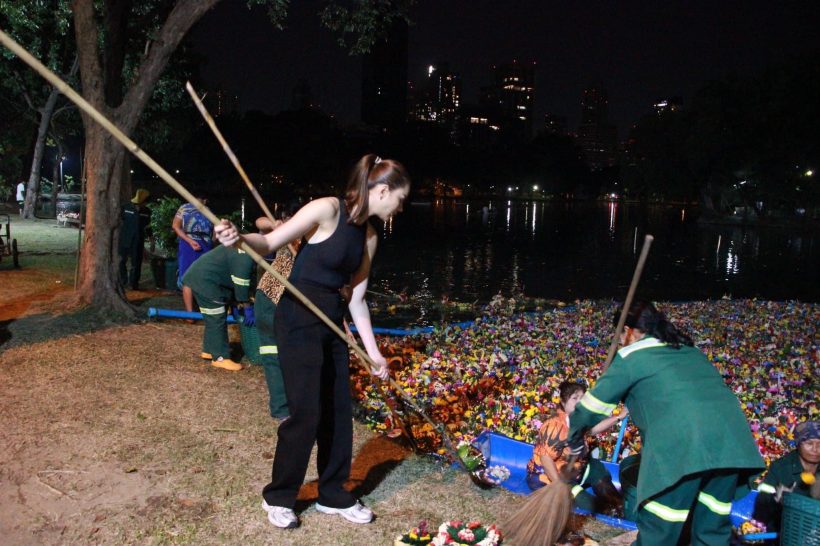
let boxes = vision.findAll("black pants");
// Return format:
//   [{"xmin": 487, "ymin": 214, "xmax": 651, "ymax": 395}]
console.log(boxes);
[
  {"xmin": 118, "ymin": 238, "xmax": 144, "ymax": 289},
  {"xmin": 262, "ymin": 287, "xmax": 355, "ymax": 510}
]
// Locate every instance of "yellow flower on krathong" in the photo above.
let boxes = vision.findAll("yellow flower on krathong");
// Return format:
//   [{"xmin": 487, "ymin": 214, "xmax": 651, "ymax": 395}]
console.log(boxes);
[
  {"xmin": 486, "ymin": 419, "xmax": 494, "ymax": 427},
  {"xmin": 514, "ymin": 434, "xmax": 523, "ymax": 440},
  {"xmin": 525, "ymin": 408, "xmax": 536, "ymax": 417}
]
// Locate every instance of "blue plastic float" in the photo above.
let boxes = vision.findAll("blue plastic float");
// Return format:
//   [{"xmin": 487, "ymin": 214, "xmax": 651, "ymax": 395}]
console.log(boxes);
[{"xmin": 475, "ymin": 430, "xmax": 770, "ymax": 539}]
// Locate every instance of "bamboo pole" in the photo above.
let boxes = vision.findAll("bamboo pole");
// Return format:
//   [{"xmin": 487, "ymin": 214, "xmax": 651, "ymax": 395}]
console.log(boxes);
[
  {"xmin": 604, "ymin": 234, "xmax": 654, "ymax": 369},
  {"xmin": 0, "ymin": 28, "xmax": 460, "ymax": 463},
  {"xmin": 184, "ymin": 82, "xmax": 277, "ymax": 227}
]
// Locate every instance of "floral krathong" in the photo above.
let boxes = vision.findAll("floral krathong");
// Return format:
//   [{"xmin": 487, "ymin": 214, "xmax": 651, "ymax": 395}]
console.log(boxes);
[
  {"xmin": 351, "ymin": 299, "xmax": 818, "ymax": 466},
  {"xmin": 432, "ymin": 520, "xmax": 502, "ymax": 546},
  {"xmin": 397, "ymin": 520, "xmax": 434, "ymax": 545}
]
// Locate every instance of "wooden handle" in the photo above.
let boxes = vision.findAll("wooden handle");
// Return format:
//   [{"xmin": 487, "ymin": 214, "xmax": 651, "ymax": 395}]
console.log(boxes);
[
  {"xmin": 184, "ymin": 81, "xmax": 277, "ymax": 227},
  {"xmin": 604, "ymin": 234, "xmax": 654, "ymax": 369}
]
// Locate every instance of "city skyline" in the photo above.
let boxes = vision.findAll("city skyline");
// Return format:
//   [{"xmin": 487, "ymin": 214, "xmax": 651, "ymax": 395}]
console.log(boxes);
[{"xmin": 191, "ymin": 1, "xmax": 817, "ymax": 134}]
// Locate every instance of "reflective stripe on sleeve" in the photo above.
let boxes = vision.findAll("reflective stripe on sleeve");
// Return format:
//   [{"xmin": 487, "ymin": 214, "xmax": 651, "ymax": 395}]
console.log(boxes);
[
  {"xmin": 756, "ymin": 483, "xmax": 776, "ymax": 494},
  {"xmin": 571, "ymin": 485, "xmax": 584, "ymax": 498},
  {"xmin": 698, "ymin": 492, "xmax": 731, "ymax": 515},
  {"xmin": 579, "ymin": 392, "xmax": 616, "ymax": 415},
  {"xmin": 199, "ymin": 305, "xmax": 226, "ymax": 315},
  {"xmin": 231, "ymin": 275, "xmax": 250, "ymax": 286},
  {"xmin": 642, "ymin": 500, "xmax": 690, "ymax": 522},
  {"xmin": 259, "ymin": 345, "xmax": 278, "ymax": 355}
]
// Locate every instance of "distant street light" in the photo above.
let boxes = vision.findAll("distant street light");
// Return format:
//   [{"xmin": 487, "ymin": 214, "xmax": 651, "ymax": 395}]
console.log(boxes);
[
  {"xmin": 532, "ymin": 185, "xmax": 539, "ymax": 191},
  {"xmin": 806, "ymin": 170, "xmax": 814, "ymax": 177}
]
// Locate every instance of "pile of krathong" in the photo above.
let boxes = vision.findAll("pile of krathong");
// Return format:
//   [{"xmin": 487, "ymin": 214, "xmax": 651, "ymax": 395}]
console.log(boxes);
[{"xmin": 351, "ymin": 298, "xmax": 818, "ymax": 466}]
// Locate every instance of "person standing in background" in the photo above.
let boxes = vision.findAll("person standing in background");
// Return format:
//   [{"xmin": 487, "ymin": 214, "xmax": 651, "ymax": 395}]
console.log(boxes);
[
  {"xmin": 173, "ymin": 197, "xmax": 214, "ymax": 312},
  {"xmin": 118, "ymin": 188, "xmax": 152, "ymax": 290},
  {"xmin": 16, "ymin": 180, "xmax": 25, "ymax": 216}
]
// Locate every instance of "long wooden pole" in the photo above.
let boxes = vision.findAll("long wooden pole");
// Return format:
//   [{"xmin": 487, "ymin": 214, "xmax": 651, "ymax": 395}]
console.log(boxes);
[
  {"xmin": 184, "ymin": 82, "xmax": 277, "ymax": 227},
  {"xmin": 603, "ymin": 234, "xmax": 654, "ymax": 369},
  {"xmin": 0, "ymin": 28, "xmax": 460, "ymax": 463}
]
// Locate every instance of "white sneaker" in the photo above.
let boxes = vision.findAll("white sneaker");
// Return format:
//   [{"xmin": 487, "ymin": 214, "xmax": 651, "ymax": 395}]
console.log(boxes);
[
  {"xmin": 261, "ymin": 500, "xmax": 299, "ymax": 528},
  {"xmin": 315, "ymin": 501, "xmax": 373, "ymax": 524}
]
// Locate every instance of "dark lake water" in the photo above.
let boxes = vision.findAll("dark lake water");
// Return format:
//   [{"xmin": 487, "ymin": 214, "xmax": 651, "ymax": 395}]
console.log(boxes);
[
  {"xmin": 233, "ymin": 198, "xmax": 818, "ymax": 323},
  {"xmin": 369, "ymin": 200, "xmax": 819, "ymax": 303}
]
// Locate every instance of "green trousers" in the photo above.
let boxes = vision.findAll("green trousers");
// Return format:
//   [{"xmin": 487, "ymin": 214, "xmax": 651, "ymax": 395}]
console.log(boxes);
[
  {"xmin": 193, "ymin": 291, "xmax": 230, "ymax": 360},
  {"xmin": 574, "ymin": 457, "xmax": 613, "ymax": 512},
  {"xmin": 255, "ymin": 290, "xmax": 288, "ymax": 418},
  {"xmin": 634, "ymin": 470, "xmax": 737, "ymax": 546}
]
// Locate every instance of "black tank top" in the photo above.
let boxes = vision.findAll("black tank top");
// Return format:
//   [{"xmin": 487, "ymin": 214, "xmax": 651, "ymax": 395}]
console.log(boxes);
[{"xmin": 288, "ymin": 197, "xmax": 367, "ymax": 291}]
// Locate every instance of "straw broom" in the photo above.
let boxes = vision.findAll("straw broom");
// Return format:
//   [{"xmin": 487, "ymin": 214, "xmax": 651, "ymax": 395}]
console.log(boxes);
[
  {"xmin": 0, "ymin": 28, "xmax": 462, "ymax": 466},
  {"xmin": 503, "ymin": 236, "xmax": 654, "ymax": 546}
]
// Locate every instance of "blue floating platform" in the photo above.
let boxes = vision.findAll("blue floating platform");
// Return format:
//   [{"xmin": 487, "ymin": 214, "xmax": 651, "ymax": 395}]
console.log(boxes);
[{"xmin": 474, "ymin": 431, "xmax": 765, "ymax": 535}]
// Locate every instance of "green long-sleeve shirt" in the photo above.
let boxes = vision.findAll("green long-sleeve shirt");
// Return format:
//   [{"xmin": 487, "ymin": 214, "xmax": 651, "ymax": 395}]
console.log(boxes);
[
  {"xmin": 181, "ymin": 245, "xmax": 256, "ymax": 304},
  {"xmin": 569, "ymin": 337, "xmax": 764, "ymax": 504}
]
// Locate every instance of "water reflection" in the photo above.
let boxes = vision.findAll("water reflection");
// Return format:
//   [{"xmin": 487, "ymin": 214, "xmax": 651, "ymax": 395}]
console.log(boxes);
[
  {"xmin": 240, "ymin": 198, "xmax": 817, "ymax": 309},
  {"xmin": 608, "ymin": 202, "xmax": 617, "ymax": 239}
]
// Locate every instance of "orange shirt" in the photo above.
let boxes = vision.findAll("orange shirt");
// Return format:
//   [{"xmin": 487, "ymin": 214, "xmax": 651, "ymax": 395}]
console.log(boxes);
[{"xmin": 526, "ymin": 409, "xmax": 586, "ymax": 480}]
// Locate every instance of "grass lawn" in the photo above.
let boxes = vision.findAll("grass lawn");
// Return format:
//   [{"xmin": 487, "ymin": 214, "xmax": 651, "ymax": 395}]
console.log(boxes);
[{"xmin": 0, "ymin": 211, "xmax": 627, "ymax": 545}]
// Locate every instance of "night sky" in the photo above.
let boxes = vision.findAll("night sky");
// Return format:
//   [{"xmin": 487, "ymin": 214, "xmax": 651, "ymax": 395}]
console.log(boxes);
[{"xmin": 189, "ymin": 0, "xmax": 818, "ymax": 137}]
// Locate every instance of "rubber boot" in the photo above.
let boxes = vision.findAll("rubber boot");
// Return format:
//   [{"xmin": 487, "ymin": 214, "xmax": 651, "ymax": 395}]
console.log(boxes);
[{"xmin": 212, "ymin": 357, "xmax": 242, "ymax": 371}]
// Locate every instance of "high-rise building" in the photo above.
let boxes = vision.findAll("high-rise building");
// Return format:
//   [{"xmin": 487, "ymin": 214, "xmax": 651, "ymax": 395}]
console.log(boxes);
[
  {"xmin": 409, "ymin": 62, "xmax": 461, "ymax": 126},
  {"xmin": 361, "ymin": 20, "xmax": 408, "ymax": 131},
  {"xmin": 494, "ymin": 61, "xmax": 535, "ymax": 142},
  {"xmin": 576, "ymin": 84, "xmax": 618, "ymax": 170}
]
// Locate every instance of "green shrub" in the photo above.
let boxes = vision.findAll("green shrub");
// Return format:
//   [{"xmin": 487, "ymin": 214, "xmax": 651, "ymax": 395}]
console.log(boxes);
[{"xmin": 148, "ymin": 196, "xmax": 182, "ymax": 258}]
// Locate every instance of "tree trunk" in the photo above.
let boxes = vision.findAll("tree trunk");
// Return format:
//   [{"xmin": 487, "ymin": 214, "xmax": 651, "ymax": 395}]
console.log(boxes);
[
  {"xmin": 22, "ymin": 88, "xmax": 61, "ymax": 219},
  {"xmin": 69, "ymin": 0, "xmax": 220, "ymax": 314},
  {"xmin": 74, "ymin": 122, "xmax": 134, "ymax": 315}
]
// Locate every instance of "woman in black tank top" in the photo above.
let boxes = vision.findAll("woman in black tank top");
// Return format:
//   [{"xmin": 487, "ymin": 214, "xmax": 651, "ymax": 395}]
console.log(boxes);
[{"xmin": 214, "ymin": 154, "xmax": 411, "ymax": 529}]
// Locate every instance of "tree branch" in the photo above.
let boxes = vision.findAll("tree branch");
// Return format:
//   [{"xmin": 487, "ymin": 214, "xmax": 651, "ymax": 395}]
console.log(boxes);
[{"xmin": 118, "ymin": 0, "xmax": 220, "ymax": 132}]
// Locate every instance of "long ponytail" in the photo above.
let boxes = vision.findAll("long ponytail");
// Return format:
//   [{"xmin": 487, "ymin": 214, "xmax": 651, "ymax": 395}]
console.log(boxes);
[
  {"xmin": 344, "ymin": 154, "xmax": 410, "ymax": 224},
  {"xmin": 614, "ymin": 301, "xmax": 694, "ymax": 348}
]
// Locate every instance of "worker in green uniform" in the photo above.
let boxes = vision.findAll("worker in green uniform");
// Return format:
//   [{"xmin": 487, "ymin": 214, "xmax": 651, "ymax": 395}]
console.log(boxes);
[
  {"xmin": 118, "ymin": 188, "xmax": 152, "ymax": 290},
  {"xmin": 567, "ymin": 301, "xmax": 764, "ymax": 546},
  {"xmin": 753, "ymin": 420, "xmax": 819, "ymax": 531},
  {"xmin": 253, "ymin": 202, "xmax": 302, "ymax": 420},
  {"xmin": 182, "ymin": 244, "xmax": 256, "ymax": 371}
]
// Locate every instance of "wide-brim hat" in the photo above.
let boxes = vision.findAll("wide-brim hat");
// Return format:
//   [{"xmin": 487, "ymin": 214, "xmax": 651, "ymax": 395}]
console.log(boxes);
[{"xmin": 131, "ymin": 188, "xmax": 150, "ymax": 204}]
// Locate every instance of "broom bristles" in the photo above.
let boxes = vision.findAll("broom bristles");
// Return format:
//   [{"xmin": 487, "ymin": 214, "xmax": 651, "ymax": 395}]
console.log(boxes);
[{"xmin": 502, "ymin": 480, "xmax": 573, "ymax": 546}]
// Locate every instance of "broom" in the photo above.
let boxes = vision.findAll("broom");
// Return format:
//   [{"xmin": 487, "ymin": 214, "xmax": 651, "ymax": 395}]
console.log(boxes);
[{"xmin": 503, "ymin": 235, "xmax": 654, "ymax": 545}]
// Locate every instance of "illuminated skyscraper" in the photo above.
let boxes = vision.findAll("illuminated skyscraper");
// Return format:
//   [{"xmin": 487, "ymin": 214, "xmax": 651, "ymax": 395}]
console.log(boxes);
[
  {"xmin": 576, "ymin": 84, "xmax": 618, "ymax": 170},
  {"xmin": 361, "ymin": 20, "xmax": 408, "ymax": 131},
  {"xmin": 494, "ymin": 61, "xmax": 535, "ymax": 142},
  {"xmin": 409, "ymin": 62, "xmax": 461, "ymax": 126}
]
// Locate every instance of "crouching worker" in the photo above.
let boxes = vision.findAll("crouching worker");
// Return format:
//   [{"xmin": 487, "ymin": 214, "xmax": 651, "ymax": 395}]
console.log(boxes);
[
  {"xmin": 526, "ymin": 380, "xmax": 626, "ymax": 513},
  {"xmin": 182, "ymin": 241, "xmax": 256, "ymax": 371},
  {"xmin": 568, "ymin": 301, "xmax": 764, "ymax": 546},
  {"xmin": 754, "ymin": 420, "xmax": 819, "ymax": 532}
]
